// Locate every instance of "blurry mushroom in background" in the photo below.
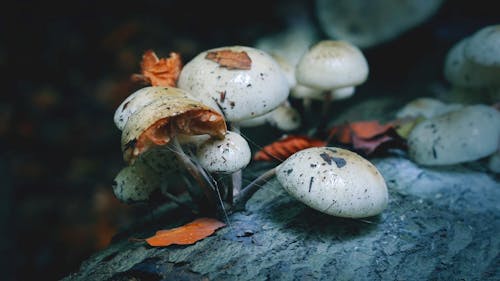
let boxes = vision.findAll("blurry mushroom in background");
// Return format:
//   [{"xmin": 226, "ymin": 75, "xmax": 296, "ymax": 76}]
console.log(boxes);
[
  {"xmin": 407, "ymin": 104, "xmax": 500, "ymax": 166},
  {"xmin": 239, "ymin": 101, "xmax": 301, "ymax": 132},
  {"xmin": 295, "ymin": 40, "xmax": 369, "ymax": 120},
  {"xmin": 396, "ymin": 97, "xmax": 463, "ymax": 119},
  {"xmin": 178, "ymin": 45, "xmax": 290, "ymax": 195},
  {"xmin": 443, "ymin": 24, "xmax": 500, "ymax": 104},
  {"xmin": 276, "ymin": 147, "xmax": 388, "ymax": 218},
  {"xmin": 315, "ymin": 0, "xmax": 445, "ymax": 49}
]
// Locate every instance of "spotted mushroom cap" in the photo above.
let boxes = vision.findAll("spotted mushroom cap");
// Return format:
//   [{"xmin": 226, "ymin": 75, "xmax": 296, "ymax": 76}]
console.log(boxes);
[
  {"xmin": 276, "ymin": 147, "xmax": 388, "ymax": 218},
  {"xmin": 408, "ymin": 104, "xmax": 500, "ymax": 165},
  {"xmin": 121, "ymin": 87, "xmax": 226, "ymax": 163},
  {"xmin": 296, "ymin": 40, "xmax": 369, "ymax": 91},
  {"xmin": 177, "ymin": 45, "xmax": 290, "ymax": 122},
  {"xmin": 196, "ymin": 131, "xmax": 251, "ymax": 173}
]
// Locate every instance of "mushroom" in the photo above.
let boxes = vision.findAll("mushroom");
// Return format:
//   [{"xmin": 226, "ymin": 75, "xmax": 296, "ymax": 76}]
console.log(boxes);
[
  {"xmin": 444, "ymin": 25, "xmax": 500, "ymax": 103},
  {"xmin": 177, "ymin": 45, "xmax": 290, "ymax": 124},
  {"xmin": 112, "ymin": 148, "xmax": 186, "ymax": 204},
  {"xmin": 119, "ymin": 86, "xmax": 227, "ymax": 209},
  {"xmin": 239, "ymin": 101, "xmax": 301, "ymax": 131},
  {"xmin": 396, "ymin": 97, "xmax": 463, "ymax": 119},
  {"xmin": 294, "ymin": 40, "xmax": 369, "ymax": 121},
  {"xmin": 234, "ymin": 147, "xmax": 389, "ymax": 218},
  {"xmin": 488, "ymin": 147, "xmax": 500, "ymax": 174},
  {"xmin": 275, "ymin": 147, "xmax": 388, "ymax": 218},
  {"xmin": 178, "ymin": 46, "xmax": 290, "ymax": 195},
  {"xmin": 315, "ymin": 0, "xmax": 445, "ymax": 48},
  {"xmin": 196, "ymin": 131, "xmax": 251, "ymax": 174},
  {"xmin": 408, "ymin": 104, "xmax": 500, "ymax": 165}
]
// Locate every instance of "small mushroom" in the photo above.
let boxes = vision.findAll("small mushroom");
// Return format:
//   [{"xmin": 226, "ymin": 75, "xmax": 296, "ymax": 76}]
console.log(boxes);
[
  {"xmin": 315, "ymin": 0, "xmax": 444, "ymax": 48},
  {"xmin": 294, "ymin": 40, "xmax": 369, "ymax": 114},
  {"xmin": 196, "ymin": 131, "xmax": 251, "ymax": 174},
  {"xmin": 120, "ymin": 87, "xmax": 226, "ymax": 163},
  {"xmin": 408, "ymin": 104, "xmax": 500, "ymax": 165},
  {"xmin": 275, "ymin": 147, "xmax": 388, "ymax": 218}
]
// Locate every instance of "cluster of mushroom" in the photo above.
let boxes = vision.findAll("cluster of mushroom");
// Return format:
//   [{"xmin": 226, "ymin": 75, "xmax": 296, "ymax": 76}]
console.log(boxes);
[{"xmin": 111, "ymin": 43, "xmax": 390, "ymax": 219}]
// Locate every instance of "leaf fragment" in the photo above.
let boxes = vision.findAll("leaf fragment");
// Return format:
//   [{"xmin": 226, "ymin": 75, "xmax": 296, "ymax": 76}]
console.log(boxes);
[
  {"xmin": 145, "ymin": 217, "xmax": 226, "ymax": 247},
  {"xmin": 205, "ymin": 50, "xmax": 252, "ymax": 70},
  {"xmin": 131, "ymin": 50, "xmax": 182, "ymax": 87},
  {"xmin": 254, "ymin": 135, "xmax": 327, "ymax": 162}
]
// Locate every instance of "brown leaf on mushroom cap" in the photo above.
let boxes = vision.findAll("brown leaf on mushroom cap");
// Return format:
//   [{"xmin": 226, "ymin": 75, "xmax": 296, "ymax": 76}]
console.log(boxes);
[
  {"xmin": 121, "ymin": 87, "xmax": 227, "ymax": 163},
  {"xmin": 131, "ymin": 50, "xmax": 182, "ymax": 87},
  {"xmin": 205, "ymin": 50, "xmax": 252, "ymax": 70}
]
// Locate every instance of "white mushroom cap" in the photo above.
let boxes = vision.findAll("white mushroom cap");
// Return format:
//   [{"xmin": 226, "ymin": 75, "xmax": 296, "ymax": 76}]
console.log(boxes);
[
  {"xmin": 196, "ymin": 131, "xmax": 251, "ymax": 173},
  {"xmin": 315, "ymin": 0, "xmax": 444, "ymax": 48},
  {"xmin": 271, "ymin": 54, "xmax": 297, "ymax": 89},
  {"xmin": 464, "ymin": 25, "xmax": 500, "ymax": 67},
  {"xmin": 330, "ymin": 86, "xmax": 355, "ymax": 100},
  {"xmin": 276, "ymin": 147, "xmax": 388, "ymax": 218},
  {"xmin": 408, "ymin": 105, "xmax": 500, "ymax": 165},
  {"xmin": 177, "ymin": 46, "xmax": 290, "ymax": 122},
  {"xmin": 114, "ymin": 86, "xmax": 222, "ymax": 131},
  {"xmin": 296, "ymin": 40, "xmax": 369, "ymax": 91},
  {"xmin": 396, "ymin": 97, "xmax": 463, "ymax": 119}
]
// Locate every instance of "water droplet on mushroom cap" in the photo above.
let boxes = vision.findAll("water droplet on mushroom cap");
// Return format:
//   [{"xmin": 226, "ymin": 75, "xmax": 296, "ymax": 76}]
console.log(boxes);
[{"xmin": 276, "ymin": 147, "xmax": 388, "ymax": 218}]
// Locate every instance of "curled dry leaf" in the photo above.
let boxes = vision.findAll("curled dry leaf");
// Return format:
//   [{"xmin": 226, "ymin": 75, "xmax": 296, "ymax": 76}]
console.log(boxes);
[
  {"xmin": 254, "ymin": 135, "xmax": 327, "ymax": 162},
  {"xmin": 205, "ymin": 50, "xmax": 252, "ymax": 70},
  {"xmin": 131, "ymin": 50, "xmax": 182, "ymax": 87},
  {"xmin": 145, "ymin": 217, "xmax": 226, "ymax": 247}
]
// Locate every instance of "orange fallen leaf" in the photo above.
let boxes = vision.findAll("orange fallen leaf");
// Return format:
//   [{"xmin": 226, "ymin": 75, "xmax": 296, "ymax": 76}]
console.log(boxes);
[
  {"xmin": 131, "ymin": 50, "xmax": 182, "ymax": 87},
  {"xmin": 145, "ymin": 218, "xmax": 226, "ymax": 247},
  {"xmin": 254, "ymin": 135, "xmax": 327, "ymax": 162},
  {"xmin": 205, "ymin": 50, "xmax": 252, "ymax": 70}
]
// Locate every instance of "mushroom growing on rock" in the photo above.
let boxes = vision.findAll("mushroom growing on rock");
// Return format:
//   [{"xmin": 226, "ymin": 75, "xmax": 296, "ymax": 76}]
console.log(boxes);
[
  {"xmin": 408, "ymin": 104, "xmax": 500, "ymax": 166},
  {"xmin": 235, "ymin": 147, "xmax": 389, "ymax": 218},
  {"xmin": 276, "ymin": 147, "xmax": 388, "ymax": 218}
]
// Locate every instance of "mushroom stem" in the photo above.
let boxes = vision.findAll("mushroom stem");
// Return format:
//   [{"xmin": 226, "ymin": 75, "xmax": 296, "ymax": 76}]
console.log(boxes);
[
  {"xmin": 171, "ymin": 138, "xmax": 216, "ymax": 213},
  {"xmin": 229, "ymin": 123, "xmax": 243, "ymax": 200},
  {"xmin": 232, "ymin": 166, "xmax": 278, "ymax": 212}
]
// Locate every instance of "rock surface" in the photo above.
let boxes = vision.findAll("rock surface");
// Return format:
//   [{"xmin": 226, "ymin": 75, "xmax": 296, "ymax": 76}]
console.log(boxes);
[{"xmin": 63, "ymin": 154, "xmax": 499, "ymax": 281}]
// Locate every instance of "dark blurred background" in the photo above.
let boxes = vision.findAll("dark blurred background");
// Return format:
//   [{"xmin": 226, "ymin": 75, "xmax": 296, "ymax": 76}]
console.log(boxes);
[{"xmin": 1, "ymin": 0, "xmax": 498, "ymax": 280}]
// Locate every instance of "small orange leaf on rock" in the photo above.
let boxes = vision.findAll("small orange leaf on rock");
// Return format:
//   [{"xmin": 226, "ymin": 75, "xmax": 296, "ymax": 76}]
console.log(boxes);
[
  {"xmin": 254, "ymin": 135, "xmax": 327, "ymax": 162},
  {"xmin": 145, "ymin": 218, "xmax": 226, "ymax": 247},
  {"xmin": 205, "ymin": 50, "xmax": 252, "ymax": 70},
  {"xmin": 131, "ymin": 50, "xmax": 182, "ymax": 87}
]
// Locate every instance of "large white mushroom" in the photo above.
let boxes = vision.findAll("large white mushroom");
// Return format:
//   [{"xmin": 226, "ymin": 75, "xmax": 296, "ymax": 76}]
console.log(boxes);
[
  {"xmin": 408, "ymin": 104, "xmax": 500, "ymax": 166},
  {"xmin": 276, "ymin": 147, "xmax": 388, "ymax": 218}
]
